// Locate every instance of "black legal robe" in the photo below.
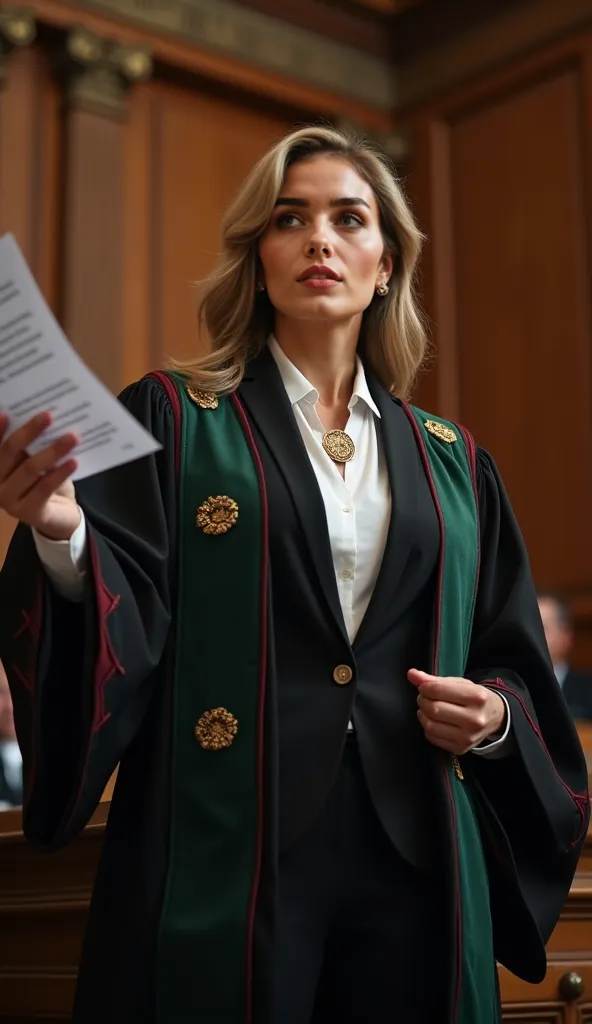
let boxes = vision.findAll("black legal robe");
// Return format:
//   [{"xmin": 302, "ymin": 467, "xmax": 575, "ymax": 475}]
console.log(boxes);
[{"xmin": 0, "ymin": 350, "xmax": 588, "ymax": 1023}]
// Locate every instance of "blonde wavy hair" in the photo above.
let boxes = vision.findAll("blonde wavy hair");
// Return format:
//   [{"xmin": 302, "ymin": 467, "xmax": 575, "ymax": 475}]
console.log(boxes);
[{"xmin": 170, "ymin": 125, "xmax": 427, "ymax": 399}]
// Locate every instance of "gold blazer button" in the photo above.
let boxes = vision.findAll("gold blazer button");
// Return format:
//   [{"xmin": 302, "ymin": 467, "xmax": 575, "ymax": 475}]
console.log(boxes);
[{"xmin": 333, "ymin": 664, "xmax": 353, "ymax": 685}]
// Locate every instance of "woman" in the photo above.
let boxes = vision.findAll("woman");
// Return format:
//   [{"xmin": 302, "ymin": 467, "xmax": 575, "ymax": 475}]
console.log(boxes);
[{"xmin": 0, "ymin": 126, "xmax": 588, "ymax": 1024}]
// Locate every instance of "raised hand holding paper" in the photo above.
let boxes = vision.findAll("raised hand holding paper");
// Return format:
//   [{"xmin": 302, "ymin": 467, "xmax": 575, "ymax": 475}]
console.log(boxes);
[{"xmin": 0, "ymin": 233, "xmax": 160, "ymax": 480}]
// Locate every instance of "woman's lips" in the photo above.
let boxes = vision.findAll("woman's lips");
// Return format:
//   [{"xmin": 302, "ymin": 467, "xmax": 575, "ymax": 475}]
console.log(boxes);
[{"xmin": 298, "ymin": 278, "xmax": 341, "ymax": 289}]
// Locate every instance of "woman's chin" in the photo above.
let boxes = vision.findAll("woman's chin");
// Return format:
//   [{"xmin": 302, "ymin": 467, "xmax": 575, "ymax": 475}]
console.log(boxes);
[{"xmin": 278, "ymin": 297, "xmax": 359, "ymax": 323}]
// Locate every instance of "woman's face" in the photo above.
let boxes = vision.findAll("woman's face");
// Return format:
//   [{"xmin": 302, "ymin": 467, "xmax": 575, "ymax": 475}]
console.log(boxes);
[{"xmin": 258, "ymin": 155, "xmax": 392, "ymax": 327}]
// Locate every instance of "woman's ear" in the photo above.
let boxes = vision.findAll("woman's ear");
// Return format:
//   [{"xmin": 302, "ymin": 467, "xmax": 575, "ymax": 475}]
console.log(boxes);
[{"xmin": 380, "ymin": 250, "xmax": 394, "ymax": 282}]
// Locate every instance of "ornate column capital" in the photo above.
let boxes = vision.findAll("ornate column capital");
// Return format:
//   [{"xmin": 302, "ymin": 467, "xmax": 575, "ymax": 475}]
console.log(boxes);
[
  {"xmin": 58, "ymin": 25, "xmax": 152, "ymax": 118},
  {"xmin": 0, "ymin": 6, "xmax": 36, "ymax": 83}
]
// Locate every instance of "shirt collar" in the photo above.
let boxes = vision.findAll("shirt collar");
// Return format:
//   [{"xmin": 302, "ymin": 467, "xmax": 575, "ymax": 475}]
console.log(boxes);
[
  {"xmin": 554, "ymin": 662, "xmax": 569, "ymax": 687},
  {"xmin": 267, "ymin": 335, "xmax": 380, "ymax": 418}
]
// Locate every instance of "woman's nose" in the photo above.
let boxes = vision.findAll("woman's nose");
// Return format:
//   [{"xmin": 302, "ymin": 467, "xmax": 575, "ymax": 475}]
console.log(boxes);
[{"xmin": 305, "ymin": 230, "xmax": 332, "ymax": 258}]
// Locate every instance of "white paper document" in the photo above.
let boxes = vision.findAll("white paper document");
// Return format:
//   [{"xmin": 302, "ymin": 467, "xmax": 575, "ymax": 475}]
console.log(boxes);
[{"xmin": 0, "ymin": 233, "xmax": 161, "ymax": 480}]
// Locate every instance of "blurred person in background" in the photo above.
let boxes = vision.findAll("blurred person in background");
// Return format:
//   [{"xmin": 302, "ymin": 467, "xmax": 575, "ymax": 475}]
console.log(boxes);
[
  {"xmin": 0, "ymin": 660, "xmax": 22, "ymax": 808},
  {"xmin": 0, "ymin": 126, "xmax": 588, "ymax": 1024},
  {"xmin": 538, "ymin": 591, "xmax": 592, "ymax": 720}
]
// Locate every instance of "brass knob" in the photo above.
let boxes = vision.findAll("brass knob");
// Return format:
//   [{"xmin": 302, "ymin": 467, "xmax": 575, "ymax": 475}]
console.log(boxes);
[
  {"xmin": 559, "ymin": 971, "xmax": 584, "ymax": 1002},
  {"xmin": 112, "ymin": 44, "xmax": 153, "ymax": 83},
  {"xmin": 66, "ymin": 26, "xmax": 103, "ymax": 66},
  {"xmin": 0, "ymin": 7, "xmax": 36, "ymax": 47}
]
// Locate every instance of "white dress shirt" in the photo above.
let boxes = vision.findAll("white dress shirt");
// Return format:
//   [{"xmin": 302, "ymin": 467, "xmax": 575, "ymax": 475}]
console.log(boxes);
[
  {"xmin": 32, "ymin": 340, "xmax": 510, "ymax": 753},
  {"xmin": 268, "ymin": 335, "xmax": 391, "ymax": 644}
]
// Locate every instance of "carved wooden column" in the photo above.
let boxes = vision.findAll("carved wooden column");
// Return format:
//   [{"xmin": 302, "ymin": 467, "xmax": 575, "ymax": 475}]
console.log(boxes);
[
  {"xmin": 0, "ymin": 8, "xmax": 38, "ymax": 564},
  {"xmin": 58, "ymin": 26, "xmax": 152, "ymax": 392},
  {"xmin": 0, "ymin": 7, "xmax": 39, "ymax": 255},
  {"xmin": 0, "ymin": 6, "xmax": 35, "ymax": 83}
]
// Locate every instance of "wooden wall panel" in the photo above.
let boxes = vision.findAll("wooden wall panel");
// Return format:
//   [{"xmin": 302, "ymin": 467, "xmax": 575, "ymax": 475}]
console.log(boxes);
[
  {"xmin": 147, "ymin": 83, "xmax": 292, "ymax": 366},
  {"xmin": 406, "ymin": 39, "xmax": 592, "ymax": 667},
  {"xmin": 121, "ymin": 79, "xmax": 295, "ymax": 381},
  {"xmin": 0, "ymin": 42, "xmax": 62, "ymax": 565},
  {"xmin": 122, "ymin": 81, "xmax": 153, "ymax": 388},
  {"xmin": 449, "ymin": 69, "xmax": 592, "ymax": 589},
  {"xmin": 0, "ymin": 44, "xmax": 61, "ymax": 294},
  {"xmin": 61, "ymin": 108, "xmax": 125, "ymax": 393}
]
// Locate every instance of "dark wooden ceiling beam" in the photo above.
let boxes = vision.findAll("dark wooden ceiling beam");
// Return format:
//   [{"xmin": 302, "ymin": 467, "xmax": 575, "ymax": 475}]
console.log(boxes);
[
  {"xmin": 396, "ymin": 0, "xmax": 592, "ymax": 107},
  {"xmin": 233, "ymin": 0, "xmax": 393, "ymax": 58}
]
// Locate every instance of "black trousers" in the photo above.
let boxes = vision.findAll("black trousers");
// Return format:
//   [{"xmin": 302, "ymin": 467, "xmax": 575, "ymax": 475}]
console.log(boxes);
[{"xmin": 274, "ymin": 734, "xmax": 449, "ymax": 1023}]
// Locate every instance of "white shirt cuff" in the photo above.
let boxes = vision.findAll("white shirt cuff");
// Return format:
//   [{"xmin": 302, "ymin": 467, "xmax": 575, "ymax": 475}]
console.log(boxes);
[
  {"xmin": 471, "ymin": 691, "xmax": 513, "ymax": 758},
  {"xmin": 32, "ymin": 508, "xmax": 87, "ymax": 602}
]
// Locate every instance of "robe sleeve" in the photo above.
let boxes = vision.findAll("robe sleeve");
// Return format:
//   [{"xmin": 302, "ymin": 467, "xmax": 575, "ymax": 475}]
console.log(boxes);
[
  {"xmin": 0, "ymin": 376, "xmax": 176, "ymax": 849},
  {"xmin": 464, "ymin": 446, "xmax": 590, "ymax": 945}
]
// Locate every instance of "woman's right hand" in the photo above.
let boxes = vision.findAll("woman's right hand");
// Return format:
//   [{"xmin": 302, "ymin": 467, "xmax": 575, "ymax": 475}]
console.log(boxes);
[{"xmin": 0, "ymin": 411, "xmax": 82, "ymax": 541}]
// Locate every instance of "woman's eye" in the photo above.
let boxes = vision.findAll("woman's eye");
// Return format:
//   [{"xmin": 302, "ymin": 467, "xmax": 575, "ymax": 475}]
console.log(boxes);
[
  {"xmin": 275, "ymin": 213, "xmax": 302, "ymax": 228},
  {"xmin": 338, "ymin": 213, "xmax": 364, "ymax": 228}
]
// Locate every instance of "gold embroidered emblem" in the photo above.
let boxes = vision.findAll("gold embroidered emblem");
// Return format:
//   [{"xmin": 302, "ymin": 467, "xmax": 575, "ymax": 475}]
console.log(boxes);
[
  {"xmin": 452, "ymin": 755, "xmax": 464, "ymax": 781},
  {"xmin": 195, "ymin": 707, "xmax": 238, "ymax": 751},
  {"xmin": 196, "ymin": 495, "xmax": 239, "ymax": 535},
  {"xmin": 322, "ymin": 429, "xmax": 356, "ymax": 463},
  {"xmin": 425, "ymin": 420, "xmax": 457, "ymax": 444},
  {"xmin": 186, "ymin": 385, "xmax": 218, "ymax": 409}
]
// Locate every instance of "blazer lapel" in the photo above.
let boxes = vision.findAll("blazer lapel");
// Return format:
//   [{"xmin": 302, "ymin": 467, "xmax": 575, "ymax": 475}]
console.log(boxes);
[
  {"xmin": 353, "ymin": 378, "xmax": 420, "ymax": 651},
  {"xmin": 238, "ymin": 348, "xmax": 349, "ymax": 646}
]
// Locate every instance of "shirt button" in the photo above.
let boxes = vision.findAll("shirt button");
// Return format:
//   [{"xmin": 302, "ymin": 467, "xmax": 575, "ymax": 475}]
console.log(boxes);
[
  {"xmin": 333, "ymin": 665, "xmax": 353, "ymax": 686},
  {"xmin": 342, "ymin": 506, "xmax": 352, "ymax": 514},
  {"xmin": 339, "ymin": 568, "xmax": 354, "ymax": 581}
]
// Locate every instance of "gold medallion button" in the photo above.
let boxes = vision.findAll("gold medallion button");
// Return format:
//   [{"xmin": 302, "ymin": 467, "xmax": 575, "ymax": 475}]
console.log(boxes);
[
  {"xmin": 425, "ymin": 420, "xmax": 457, "ymax": 444},
  {"xmin": 186, "ymin": 385, "xmax": 219, "ymax": 409},
  {"xmin": 195, "ymin": 707, "xmax": 238, "ymax": 751},
  {"xmin": 322, "ymin": 430, "xmax": 356, "ymax": 463},
  {"xmin": 196, "ymin": 495, "xmax": 239, "ymax": 535},
  {"xmin": 333, "ymin": 664, "xmax": 353, "ymax": 686}
]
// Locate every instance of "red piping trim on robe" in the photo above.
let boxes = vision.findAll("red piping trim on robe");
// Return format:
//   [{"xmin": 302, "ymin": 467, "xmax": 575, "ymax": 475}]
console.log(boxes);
[
  {"xmin": 63, "ymin": 533, "xmax": 124, "ymax": 834},
  {"xmin": 458, "ymin": 425, "xmax": 481, "ymax": 603},
  {"xmin": 147, "ymin": 371, "xmax": 182, "ymax": 476},
  {"xmin": 401, "ymin": 403, "xmax": 463, "ymax": 1023},
  {"xmin": 484, "ymin": 677, "xmax": 590, "ymax": 845},
  {"xmin": 12, "ymin": 580, "xmax": 43, "ymax": 691},
  {"xmin": 88, "ymin": 534, "xmax": 124, "ymax": 734},
  {"xmin": 230, "ymin": 392, "xmax": 269, "ymax": 1024}
]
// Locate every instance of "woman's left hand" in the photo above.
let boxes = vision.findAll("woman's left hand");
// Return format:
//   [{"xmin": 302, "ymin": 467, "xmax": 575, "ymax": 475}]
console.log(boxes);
[{"xmin": 408, "ymin": 668, "xmax": 507, "ymax": 754}]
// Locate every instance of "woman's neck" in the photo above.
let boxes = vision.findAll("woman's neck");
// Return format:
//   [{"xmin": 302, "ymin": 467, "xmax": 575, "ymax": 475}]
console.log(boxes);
[{"xmin": 273, "ymin": 317, "xmax": 360, "ymax": 407}]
